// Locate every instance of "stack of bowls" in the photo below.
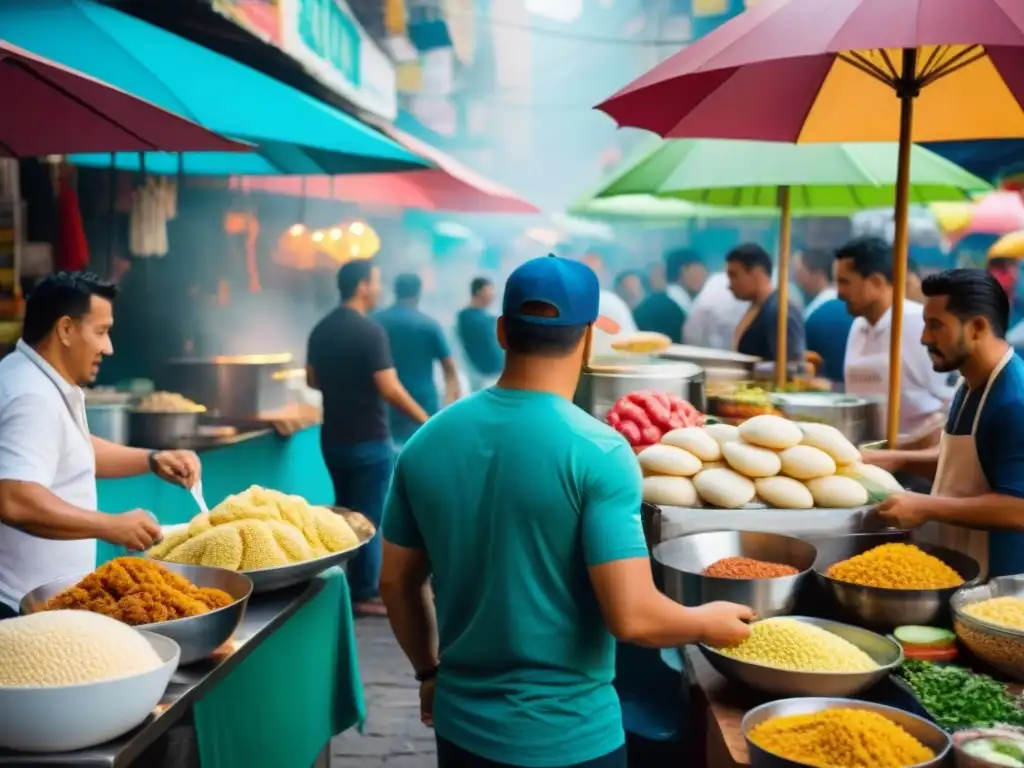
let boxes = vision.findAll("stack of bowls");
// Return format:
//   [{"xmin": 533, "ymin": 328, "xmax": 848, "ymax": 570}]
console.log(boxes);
[
  {"xmin": 699, "ymin": 616, "xmax": 902, "ymax": 697},
  {"xmin": 742, "ymin": 697, "xmax": 951, "ymax": 768},
  {"xmin": 814, "ymin": 533, "xmax": 981, "ymax": 630},
  {"xmin": 952, "ymin": 575, "xmax": 1024, "ymax": 682},
  {"xmin": 653, "ymin": 530, "xmax": 817, "ymax": 618}
]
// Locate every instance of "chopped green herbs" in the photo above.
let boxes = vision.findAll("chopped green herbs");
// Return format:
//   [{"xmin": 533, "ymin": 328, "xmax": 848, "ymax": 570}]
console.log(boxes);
[{"xmin": 897, "ymin": 661, "xmax": 1024, "ymax": 731}]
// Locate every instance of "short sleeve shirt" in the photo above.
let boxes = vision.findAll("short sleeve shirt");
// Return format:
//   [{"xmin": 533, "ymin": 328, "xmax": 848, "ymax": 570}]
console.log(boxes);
[
  {"xmin": 307, "ymin": 307, "xmax": 393, "ymax": 444},
  {"xmin": 737, "ymin": 291, "xmax": 806, "ymax": 361},
  {"xmin": 374, "ymin": 305, "xmax": 451, "ymax": 443},
  {"xmin": 0, "ymin": 341, "xmax": 98, "ymax": 609},
  {"xmin": 945, "ymin": 351, "xmax": 1024, "ymax": 577},
  {"xmin": 382, "ymin": 388, "xmax": 647, "ymax": 766}
]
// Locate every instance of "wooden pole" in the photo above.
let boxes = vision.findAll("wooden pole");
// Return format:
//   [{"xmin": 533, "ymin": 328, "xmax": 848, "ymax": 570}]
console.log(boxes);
[
  {"xmin": 775, "ymin": 186, "xmax": 793, "ymax": 390},
  {"xmin": 886, "ymin": 48, "xmax": 918, "ymax": 448}
]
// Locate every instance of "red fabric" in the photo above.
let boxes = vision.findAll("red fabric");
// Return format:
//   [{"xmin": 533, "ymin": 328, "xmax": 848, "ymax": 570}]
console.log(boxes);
[
  {"xmin": 56, "ymin": 178, "xmax": 89, "ymax": 272},
  {"xmin": 595, "ymin": 0, "xmax": 1024, "ymax": 140},
  {"xmin": 0, "ymin": 39, "xmax": 247, "ymax": 155}
]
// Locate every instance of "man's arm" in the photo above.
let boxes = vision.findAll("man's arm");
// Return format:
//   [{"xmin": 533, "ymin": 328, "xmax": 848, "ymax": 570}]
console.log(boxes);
[
  {"xmin": 92, "ymin": 437, "xmax": 150, "ymax": 479},
  {"xmin": 928, "ymin": 494, "xmax": 1024, "ymax": 530},
  {"xmin": 380, "ymin": 460, "xmax": 439, "ymax": 675},
  {"xmin": 585, "ymin": 443, "xmax": 752, "ymax": 648},
  {"xmin": 862, "ymin": 448, "xmax": 940, "ymax": 480},
  {"xmin": 368, "ymin": 323, "xmax": 429, "ymax": 424},
  {"xmin": 432, "ymin": 322, "xmax": 460, "ymax": 406},
  {"xmin": 0, "ymin": 480, "xmax": 116, "ymax": 540}
]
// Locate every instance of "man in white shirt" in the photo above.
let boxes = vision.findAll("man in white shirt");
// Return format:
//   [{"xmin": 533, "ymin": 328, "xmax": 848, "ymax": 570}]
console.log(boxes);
[
  {"xmin": 683, "ymin": 272, "xmax": 750, "ymax": 350},
  {"xmin": 580, "ymin": 251, "xmax": 637, "ymax": 356},
  {"xmin": 835, "ymin": 237, "xmax": 955, "ymax": 441},
  {"xmin": 0, "ymin": 272, "xmax": 201, "ymax": 618}
]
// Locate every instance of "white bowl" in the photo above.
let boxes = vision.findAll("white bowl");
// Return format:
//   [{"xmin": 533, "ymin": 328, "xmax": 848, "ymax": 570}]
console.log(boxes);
[{"xmin": 0, "ymin": 630, "xmax": 179, "ymax": 752}]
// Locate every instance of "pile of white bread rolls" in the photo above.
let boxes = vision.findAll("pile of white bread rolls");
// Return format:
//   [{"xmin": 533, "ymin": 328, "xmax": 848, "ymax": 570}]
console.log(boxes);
[{"xmin": 638, "ymin": 414, "xmax": 903, "ymax": 509}]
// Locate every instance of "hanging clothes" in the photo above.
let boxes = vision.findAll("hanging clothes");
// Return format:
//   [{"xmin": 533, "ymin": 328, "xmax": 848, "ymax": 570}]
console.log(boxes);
[
  {"xmin": 56, "ymin": 170, "xmax": 89, "ymax": 272},
  {"xmin": 128, "ymin": 177, "xmax": 169, "ymax": 258}
]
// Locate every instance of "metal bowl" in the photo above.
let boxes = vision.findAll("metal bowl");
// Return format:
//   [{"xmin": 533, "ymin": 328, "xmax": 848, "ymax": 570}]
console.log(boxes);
[
  {"xmin": 742, "ymin": 697, "xmax": 951, "ymax": 768},
  {"xmin": 814, "ymin": 533, "xmax": 981, "ymax": 630},
  {"xmin": 654, "ymin": 531, "xmax": 817, "ymax": 619},
  {"xmin": 951, "ymin": 575, "xmax": 1024, "ymax": 682},
  {"xmin": 0, "ymin": 630, "xmax": 179, "ymax": 752},
  {"xmin": 155, "ymin": 519, "xmax": 373, "ymax": 594},
  {"xmin": 21, "ymin": 563, "xmax": 251, "ymax": 665},
  {"xmin": 700, "ymin": 616, "xmax": 902, "ymax": 697}
]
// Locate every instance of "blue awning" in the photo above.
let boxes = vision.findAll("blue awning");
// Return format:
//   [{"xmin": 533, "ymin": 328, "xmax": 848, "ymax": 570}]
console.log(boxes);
[
  {"xmin": 0, "ymin": 0, "xmax": 428, "ymax": 173},
  {"xmin": 925, "ymin": 140, "xmax": 1024, "ymax": 184}
]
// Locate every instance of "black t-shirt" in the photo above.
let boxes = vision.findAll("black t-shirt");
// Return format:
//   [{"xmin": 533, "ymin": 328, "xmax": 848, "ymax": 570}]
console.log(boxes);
[{"xmin": 307, "ymin": 307, "xmax": 394, "ymax": 444}]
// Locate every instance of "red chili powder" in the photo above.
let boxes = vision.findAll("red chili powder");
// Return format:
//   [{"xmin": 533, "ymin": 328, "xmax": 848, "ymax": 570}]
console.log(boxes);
[{"xmin": 702, "ymin": 556, "xmax": 799, "ymax": 579}]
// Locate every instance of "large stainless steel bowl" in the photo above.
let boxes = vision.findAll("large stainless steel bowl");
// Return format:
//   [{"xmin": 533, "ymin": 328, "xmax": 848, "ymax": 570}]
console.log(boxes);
[
  {"xmin": 0, "ymin": 631, "xmax": 179, "ymax": 752},
  {"xmin": 21, "ymin": 562, "xmax": 252, "ymax": 665},
  {"xmin": 814, "ymin": 533, "xmax": 981, "ymax": 630},
  {"xmin": 952, "ymin": 575, "xmax": 1024, "ymax": 682},
  {"xmin": 742, "ymin": 697, "xmax": 951, "ymax": 768},
  {"xmin": 654, "ymin": 531, "xmax": 816, "ymax": 619},
  {"xmin": 699, "ymin": 616, "xmax": 902, "ymax": 697}
]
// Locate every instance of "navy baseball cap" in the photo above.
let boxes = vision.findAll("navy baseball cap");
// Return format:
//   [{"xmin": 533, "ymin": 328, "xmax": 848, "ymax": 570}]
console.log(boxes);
[{"xmin": 502, "ymin": 255, "xmax": 620, "ymax": 332}]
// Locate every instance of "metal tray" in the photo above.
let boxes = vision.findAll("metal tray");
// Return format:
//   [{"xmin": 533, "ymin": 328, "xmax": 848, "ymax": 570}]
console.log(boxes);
[
  {"xmin": 20, "ymin": 562, "xmax": 252, "ymax": 664},
  {"xmin": 156, "ymin": 516, "xmax": 373, "ymax": 594}
]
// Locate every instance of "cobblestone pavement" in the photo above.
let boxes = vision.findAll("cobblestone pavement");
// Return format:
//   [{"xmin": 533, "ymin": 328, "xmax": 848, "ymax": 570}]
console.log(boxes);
[{"xmin": 331, "ymin": 616, "xmax": 436, "ymax": 767}]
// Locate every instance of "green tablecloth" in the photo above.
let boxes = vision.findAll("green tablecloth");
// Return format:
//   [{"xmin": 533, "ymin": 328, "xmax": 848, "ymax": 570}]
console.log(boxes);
[{"xmin": 96, "ymin": 427, "xmax": 365, "ymax": 768}]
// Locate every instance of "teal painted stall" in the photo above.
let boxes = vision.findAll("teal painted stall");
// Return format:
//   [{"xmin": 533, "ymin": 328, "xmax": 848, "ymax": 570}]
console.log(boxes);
[{"xmin": 97, "ymin": 427, "xmax": 364, "ymax": 768}]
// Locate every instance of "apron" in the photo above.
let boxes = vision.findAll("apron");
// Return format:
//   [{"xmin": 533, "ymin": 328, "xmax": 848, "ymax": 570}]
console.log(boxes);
[
  {"xmin": 844, "ymin": 323, "xmax": 890, "ymax": 438},
  {"xmin": 915, "ymin": 347, "xmax": 1015, "ymax": 581}
]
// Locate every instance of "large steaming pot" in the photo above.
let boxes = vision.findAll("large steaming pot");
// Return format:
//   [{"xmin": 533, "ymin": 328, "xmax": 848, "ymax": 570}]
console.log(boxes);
[{"xmin": 574, "ymin": 357, "xmax": 706, "ymax": 420}]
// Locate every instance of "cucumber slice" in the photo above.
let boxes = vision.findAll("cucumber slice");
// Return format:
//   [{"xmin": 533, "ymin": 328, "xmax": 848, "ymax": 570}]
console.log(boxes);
[{"xmin": 894, "ymin": 626, "xmax": 956, "ymax": 648}]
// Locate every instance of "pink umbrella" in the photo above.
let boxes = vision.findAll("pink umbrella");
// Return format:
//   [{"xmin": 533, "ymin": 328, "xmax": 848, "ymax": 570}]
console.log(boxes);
[
  {"xmin": 952, "ymin": 191, "xmax": 1024, "ymax": 242},
  {"xmin": 0, "ymin": 39, "xmax": 248, "ymax": 156},
  {"xmin": 232, "ymin": 126, "xmax": 538, "ymax": 214}
]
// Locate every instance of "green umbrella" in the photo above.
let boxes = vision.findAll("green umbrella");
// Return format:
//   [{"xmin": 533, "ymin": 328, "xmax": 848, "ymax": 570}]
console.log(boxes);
[
  {"xmin": 595, "ymin": 141, "xmax": 991, "ymax": 212},
  {"xmin": 587, "ymin": 140, "xmax": 991, "ymax": 388},
  {"xmin": 568, "ymin": 194, "xmax": 781, "ymax": 222}
]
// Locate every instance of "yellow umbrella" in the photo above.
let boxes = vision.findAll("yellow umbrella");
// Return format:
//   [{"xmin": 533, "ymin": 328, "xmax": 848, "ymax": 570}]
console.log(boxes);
[
  {"xmin": 989, "ymin": 230, "xmax": 1024, "ymax": 260},
  {"xmin": 930, "ymin": 201, "xmax": 975, "ymax": 236}
]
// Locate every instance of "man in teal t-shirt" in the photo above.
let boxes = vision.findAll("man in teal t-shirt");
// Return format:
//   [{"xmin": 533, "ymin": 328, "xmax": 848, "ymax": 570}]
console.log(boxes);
[{"xmin": 379, "ymin": 255, "xmax": 753, "ymax": 768}]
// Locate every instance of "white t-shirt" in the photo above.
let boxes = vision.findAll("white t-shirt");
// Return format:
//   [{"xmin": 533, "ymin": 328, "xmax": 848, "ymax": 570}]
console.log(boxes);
[
  {"xmin": 591, "ymin": 290, "xmax": 638, "ymax": 356},
  {"xmin": 683, "ymin": 272, "xmax": 750, "ymax": 350},
  {"xmin": 0, "ymin": 341, "xmax": 97, "ymax": 610},
  {"xmin": 844, "ymin": 301, "xmax": 956, "ymax": 436}
]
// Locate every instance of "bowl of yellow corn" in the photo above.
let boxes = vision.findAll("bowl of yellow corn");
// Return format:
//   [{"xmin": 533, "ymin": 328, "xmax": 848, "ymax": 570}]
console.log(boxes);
[
  {"xmin": 700, "ymin": 616, "xmax": 902, "ymax": 697},
  {"xmin": 742, "ymin": 697, "xmax": 951, "ymax": 768},
  {"xmin": 952, "ymin": 576, "xmax": 1024, "ymax": 683},
  {"xmin": 814, "ymin": 533, "xmax": 981, "ymax": 630}
]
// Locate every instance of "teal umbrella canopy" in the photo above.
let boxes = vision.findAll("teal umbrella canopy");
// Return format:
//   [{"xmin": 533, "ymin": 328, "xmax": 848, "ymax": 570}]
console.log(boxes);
[
  {"xmin": 0, "ymin": 0, "xmax": 427, "ymax": 173},
  {"xmin": 595, "ymin": 140, "xmax": 992, "ymax": 212}
]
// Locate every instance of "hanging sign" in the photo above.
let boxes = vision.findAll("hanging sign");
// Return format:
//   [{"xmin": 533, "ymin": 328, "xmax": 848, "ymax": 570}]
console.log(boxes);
[{"xmin": 279, "ymin": 0, "xmax": 398, "ymax": 120}]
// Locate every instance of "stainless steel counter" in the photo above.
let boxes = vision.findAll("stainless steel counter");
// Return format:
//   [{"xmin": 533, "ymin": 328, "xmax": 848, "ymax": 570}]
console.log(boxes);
[{"xmin": 0, "ymin": 580, "xmax": 324, "ymax": 767}]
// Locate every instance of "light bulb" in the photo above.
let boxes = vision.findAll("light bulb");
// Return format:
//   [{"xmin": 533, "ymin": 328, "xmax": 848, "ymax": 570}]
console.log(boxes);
[
  {"xmin": 288, "ymin": 224, "xmax": 305, "ymax": 236},
  {"xmin": 312, "ymin": 231, "xmax": 325, "ymax": 242}
]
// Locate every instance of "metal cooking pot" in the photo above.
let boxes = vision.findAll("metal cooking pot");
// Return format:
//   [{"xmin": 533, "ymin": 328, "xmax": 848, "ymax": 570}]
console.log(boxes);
[
  {"xmin": 85, "ymin": 404, "xmax": 128, "ymax": 445},
  {"xmin": 128, "ymin": 411, "xmax": 199, "ymax": 449},
  {"xmin": 770, "ymin": 391, "xmax": 880, "ymax": 444},
  {"xmin": 575, "ymin": 357, "xmax": 706, "ymax": 420}
]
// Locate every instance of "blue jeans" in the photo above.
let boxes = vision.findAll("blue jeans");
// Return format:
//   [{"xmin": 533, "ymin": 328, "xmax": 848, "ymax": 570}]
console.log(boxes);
[
  {"xmin": 436, "ymin": 739, "xmax": 627, "ymax": 768},
  {"xmin": 321, "ymin": 439, "xmax": 394, "ymax": 602}
]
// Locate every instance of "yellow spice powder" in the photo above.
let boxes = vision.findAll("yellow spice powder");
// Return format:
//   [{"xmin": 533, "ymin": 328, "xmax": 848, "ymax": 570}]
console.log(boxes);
[
  {"xmin": 826, "ymin": 543, "xmax": 963, "ymax": 590},
  {"xmin": 964, "ymin": 596, "xmax": 1024, "ymax": 631},
  {"xmin": 717, "ymin": 618, "xmax": 878, "ymax": 673},
  {"xmin": 749, "ymin": 709, "xmax": 934, "ymax": 768}
]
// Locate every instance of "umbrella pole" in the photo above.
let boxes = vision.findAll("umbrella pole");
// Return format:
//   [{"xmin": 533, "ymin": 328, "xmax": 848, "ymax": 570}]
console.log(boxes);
[
  {"xmin": 775, "ymin": 186, "xmax": 792, "ymax": 390},
  {"xmin": 886, "ymin": 48, "xmax": 918, "ymax": 448}
]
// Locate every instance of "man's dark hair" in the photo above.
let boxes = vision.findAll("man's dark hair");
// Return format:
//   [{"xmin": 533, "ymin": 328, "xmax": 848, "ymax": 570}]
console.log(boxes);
[
  {"xmin": 835, "ymin": 236, "xmax": 892, "ymax": 282},
  {"xmin": 726, "ymin": 243, "xmax": 773, "ymax": 276},
  {"xmin": 504, "ymin": 301, "xmax": 588, "ymax": 357},
  {"xmin": 336, "ymin": 259, "xmax": 375, "ymax": 301},
  {"xmin": 800, "ymin": 248, "xmax": 834, "ymax": 278},
  {"xmin": 664, "ymin": 248, "xmax": 702, "ymax": 282},
  {"xmin": 470, "ymin": 277, "xmax": 492, "ymax": 297},
  {"xmin": 614, "ymin": 270, "xmax": 642, "ymax": 289},
  {"xmin": 922, "ymin": 268, "xmax": 1010, "ymax": 339},
  {"xmin": 394, "ymin": 273, "xmax": 422, "ymax": 301},
  {"xmin": 22, "ymin": 271, "xmax": 117, "ymax": 346}
]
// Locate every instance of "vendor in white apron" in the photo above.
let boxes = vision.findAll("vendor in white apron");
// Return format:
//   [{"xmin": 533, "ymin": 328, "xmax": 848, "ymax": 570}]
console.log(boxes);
[
  {"xmin": 836, "ymin": 237, "xmax": 953, "ymax": 441},
  {"xmin": 870, "ymin": 269, "xmax": 1024, "ymax": 580}
]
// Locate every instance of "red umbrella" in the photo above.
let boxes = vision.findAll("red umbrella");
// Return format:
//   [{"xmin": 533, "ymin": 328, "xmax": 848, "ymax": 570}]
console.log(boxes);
[
  {"xmin": 0, "ymin": 39, "xmax": 248, "ymax": 156},
  {"xmin": 231, "ymin": 128, "xmax": 538, "ymax": 213},
  {"xmin": 596, "ymin": 0, "xmax": 1024, "ymax": 445}
]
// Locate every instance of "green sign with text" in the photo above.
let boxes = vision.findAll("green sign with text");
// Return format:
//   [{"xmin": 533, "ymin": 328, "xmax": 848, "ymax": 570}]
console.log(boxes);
[{"xmin": 297, "ymin": 0, "xmax": 361, "ymax": 86}]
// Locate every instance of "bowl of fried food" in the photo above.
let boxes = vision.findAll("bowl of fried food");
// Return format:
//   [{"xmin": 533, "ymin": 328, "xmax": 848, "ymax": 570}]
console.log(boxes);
[{"xmin": 21, "ymin": 557, "xmax": 252, "ymax": 665}]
